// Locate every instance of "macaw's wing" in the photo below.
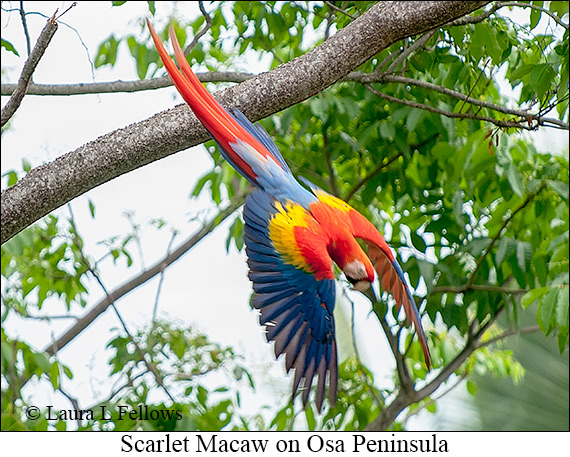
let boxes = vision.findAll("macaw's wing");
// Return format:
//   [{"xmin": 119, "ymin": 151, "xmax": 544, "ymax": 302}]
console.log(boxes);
[
  {"xmin": 344, "ymin": 208, "xmax": 432, "ymax": 369},
  {"xmin": 243, "ymin": 189, "xmax": 338, "ymax": 411},
  {"xmin": 365, "ymin": 241, "xmax": 432, "ymax": 370}
]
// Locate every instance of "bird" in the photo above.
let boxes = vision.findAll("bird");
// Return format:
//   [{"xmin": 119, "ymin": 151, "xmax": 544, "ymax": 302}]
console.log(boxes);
[{"xmin": 147, "ymin": 21, "xmax": 431, "ymax": 412}]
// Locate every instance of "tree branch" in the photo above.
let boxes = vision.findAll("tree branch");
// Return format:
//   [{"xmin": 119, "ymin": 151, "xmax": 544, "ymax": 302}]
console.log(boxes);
[
  {"xmin": 431, "ymin": 284, "xmax": 528, "ymax": 295},
  {"xmin": 324, "ymin": 1, "xmax": 357, "ymax": 20},
  {"xmin": 365, "ymin": 300, "xmax": 506, "ymax": 430},
  {"xmin": 44, "ymin": 196, "xmax": 244, "ymax": 357},
  {"xmin": 0, "ymin": 73, "xmax": 255, "ymax": 96},
  {"xmin": 1, "ymin": 1, "xmax": 490, "ymax": 244},
  {"xmin": 498, "ymin": 1, "xmax": 568, "ymax": 30},
  {"xmin": 363, "ymin": 83, "xmax": 547, "ymax": 131},
  {"xmin": 465, "ymin": 182, "xmax": 546, "ymax": 288},
  {"xmin": 1, "ymin": 12, "xmax": 58, "ymax": 127},
  {"xmin": 362, "ymin": 287, "xmax": 415, "ymax": 392},
  {"xmin": 184, "ymin": 1, "xmax": 212, "ymax": 55},
  {"xmin": 344, "ymin": 151, "xmax": 403, "ymax": 202},
  {"xmin": 476, "ymin": 324, "xmax": 541, "ymax": 348},
  {"xmin": 352, "ymin": 73, "xmax": 570, "ymax": 130}
]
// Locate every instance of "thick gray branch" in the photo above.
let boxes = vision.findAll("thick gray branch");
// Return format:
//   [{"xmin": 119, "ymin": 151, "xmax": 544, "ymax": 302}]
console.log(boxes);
[{"xmin": 1, "ymin": 1, "xmax": 489, "ymax": 244}]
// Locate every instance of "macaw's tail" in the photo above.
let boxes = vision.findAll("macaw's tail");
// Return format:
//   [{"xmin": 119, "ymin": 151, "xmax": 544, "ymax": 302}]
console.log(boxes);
[{"xmin": 147, "ymin": 20, "xmax": 291, "ymax": 189}]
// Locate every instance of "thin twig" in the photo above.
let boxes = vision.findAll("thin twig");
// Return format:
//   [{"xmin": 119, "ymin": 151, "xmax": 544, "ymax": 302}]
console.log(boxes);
[
  {"xmin": 184, "ymin": 1, "xmax": 213, "ymax": 56},
  {"xmin": 43, "ymin": 196, "xmax": 245, "ymax": 358},
  {"xmin": 1, "ymin": 13, "xmax": 58, "ymax": 127},
  {"xmin": 0, "ymin": 72, "xmax": 254, "ymax": 96},
  {"xmin": 152, "ymin": 229, "xmax": 178, "ymax": 322},
  {"xmin": 18, "ymin": 1, "xmax": 31, "ymax": 56},
  {"xmin": 66, "ymin": 205, "xmax": 175, "ymax": 403},
  {"xmin": 363, "ymin": 83, "xmax": 543, "ymax": 131},
  {"xmin": 465, "ymin": 182, "xmax": 547, "ymax": 288},
  {"xmin": 477, "ymin": 324, "xmax": 541, "ymax": 348},
  {"xmin": 385, "ymin": 31, "xmax": 436, "ymax": 74},
  {"xmin": 446, "ymin": 1, "xmax": 503, "ymax": 26},
  {"xmin": 362, "ymin": 287, "xmax": 415, "ymax": 393},
  {"xmin": 324, "ymin": 1, "xmax": 356, "ymax": 20},
  {"xmin": 322, "ymin": 124, "xmax": 340, "ymax": 196},
  {"xmin": 498, "ymin": 1, "xmax": 568, "ymax": 30},
  {"xmin": 431, "ymin": 284, "xmax": 528, "ymax": 295},
  {"xmin": 345, "ymin": 151, "xmax": 403, "ymax": 202}
]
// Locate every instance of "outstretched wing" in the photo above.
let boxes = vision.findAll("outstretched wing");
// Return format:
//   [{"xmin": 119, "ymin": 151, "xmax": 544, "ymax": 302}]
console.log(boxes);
[
  {"xmin": 365, "ymin": 242, "xmax": 431, "ymax": 369},
  {"xmin": 342, "ymin": 201, "xmax": 432, "ymax": 369},
  {"xmin": 244, "ymin": 189, "xmax": 338, "ymax": 411}
]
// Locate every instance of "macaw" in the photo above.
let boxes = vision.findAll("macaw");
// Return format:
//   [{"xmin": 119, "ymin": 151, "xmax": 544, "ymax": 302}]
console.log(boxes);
[{"xmin": 148, "ymin": 21, "xmax": 431, "ymax": 411}]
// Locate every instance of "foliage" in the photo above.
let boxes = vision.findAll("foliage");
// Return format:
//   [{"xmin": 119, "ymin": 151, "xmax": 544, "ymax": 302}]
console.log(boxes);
[{"xmin": 1, "ymin": 1, "xmax": 568, "ymax": 431}]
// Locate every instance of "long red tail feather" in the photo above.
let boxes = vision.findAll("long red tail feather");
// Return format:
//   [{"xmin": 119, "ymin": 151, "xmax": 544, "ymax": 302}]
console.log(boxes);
[{"xmin": 147, "ymin": 20, "xmax": 277, "ymax": 184}]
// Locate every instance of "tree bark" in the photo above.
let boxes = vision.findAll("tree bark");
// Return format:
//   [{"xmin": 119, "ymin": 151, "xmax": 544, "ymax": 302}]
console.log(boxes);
[{"xmin": 1, "ymin": 1, "xmax": 490, "ymax": 244}]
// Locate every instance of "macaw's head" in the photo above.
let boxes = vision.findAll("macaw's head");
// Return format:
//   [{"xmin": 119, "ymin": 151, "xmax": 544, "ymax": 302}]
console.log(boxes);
[{"xmin": 328, "ymin": 236, "xmax": 375, "ymax": 292}]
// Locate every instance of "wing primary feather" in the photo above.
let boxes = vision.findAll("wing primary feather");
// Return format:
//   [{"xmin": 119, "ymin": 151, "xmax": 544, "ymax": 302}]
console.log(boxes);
[
  {"xmin": 315, "ymin": 355, "xmax": 327, "ymax": 412},
  {"xmin": 328, "ymin": 339, "xmax": 338, "ymax": 406},
  {"xmin": 301, "ymin": 355, "xmax": 318, "ymax": 406},
  {"xmin": 266, "ymin": 305, "xmax": 302, "ymax": 341},
  {"xmin": 291, "ymin": 338, "xmax": 309, "ymax": 397},
  {"xmin": 284, "ymin": 321, "xmax": 309, "ymax": 371},
  {"xmin": 259, "ymin": 296, "xmax": 298, "ymax": 324},
  {"xmin": 252, "ymin": 288, "xmax": 296, "ymax": 309},
  {"xmin": 272, "ymin": 313, "xmax": 304, "ymax": 357}
]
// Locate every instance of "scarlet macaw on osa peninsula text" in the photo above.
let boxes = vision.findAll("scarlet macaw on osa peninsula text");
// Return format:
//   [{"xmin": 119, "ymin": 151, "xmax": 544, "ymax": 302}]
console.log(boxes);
[{"xmin": 148, "ymin": 21, "xmax": 431, "ymax": 412}]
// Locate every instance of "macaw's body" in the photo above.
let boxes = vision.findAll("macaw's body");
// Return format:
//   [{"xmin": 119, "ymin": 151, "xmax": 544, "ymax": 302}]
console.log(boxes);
[{"xmin": 148, "ymin": 21, "xmax": 431, "ymax": 411}]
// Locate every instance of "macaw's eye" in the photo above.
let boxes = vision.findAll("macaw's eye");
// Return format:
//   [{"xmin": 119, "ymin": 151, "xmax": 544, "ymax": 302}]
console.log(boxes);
[{"xmin": 346, "ymin": 275, "xmax": 371, "ymax": 292}]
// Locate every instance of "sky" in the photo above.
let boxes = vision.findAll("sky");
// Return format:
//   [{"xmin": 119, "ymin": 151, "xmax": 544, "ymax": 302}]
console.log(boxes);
[{"xmin": 1, "ymin": 1, "xmax": 568, "ymax": 431}]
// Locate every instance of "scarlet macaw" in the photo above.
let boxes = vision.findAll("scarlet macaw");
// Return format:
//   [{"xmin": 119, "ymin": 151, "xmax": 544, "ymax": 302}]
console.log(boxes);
[{"xmin": 148, "ymin": 22, "xmax": 431, "ymax": 411}]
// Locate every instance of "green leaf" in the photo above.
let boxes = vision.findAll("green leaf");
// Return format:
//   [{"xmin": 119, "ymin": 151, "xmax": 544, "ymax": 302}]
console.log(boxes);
[
  {"xmin": 521, "ymin": 287, "xmax": 548, "ymax": 309},
  {"xmin": 539, "ymin": 286, "xmax": 559, "ymax": 335},
  {"xmin": 1, "ymin": 38, "xmax": 19, "ymax": 56},
  {"xmin": 88, "ymin": 199, "xmax": 96, "ymax": 219},
  {"xmin": 556, "ymin": 286, "xmax": 569, "ymax": 329},
  {"xmin": 426, "ymin": 401, "xmax": 437, "ymax": 413},
  {"xmin": 95, "ymin": 35, "xmax": 120, "ymax": 69},
  {"xmin": 530, "ymin": 6, "xmax": 542, "ymax": 29},
  {"xmin": 516, "ymin": 241, "xmax": 532, "ymax": 273},
  {"xmin": 379, "ymin": 122, "xmax": 395, "ymax": 141},
  {"xmin": 550, "ymin": 1, "xmax": 569, "ymax": 17},
  {"xmin": 50, "ymin": 363, "xmax": 60, "ymax": 389},
  {"xmin": 547, "ymin": 180, "xmax": 569, "ymax": 200},
  {"xmin": 305, "ymin": 404, "xmax": 316, "ymax": 430},
  {"xmin": 530, "ymin": 64, "xmax": 556, "ymax": 99},
  {"xmin": 466, "ymin": 379, "xmax": 478, "ymax": 396},
  {"xmin": 509, "ymin": 64, "xmax": 534, "ymax": 82},
  {"xmin": 496, "ymin": 237, "xmax": 515, "ymax": 265},
  {"xmin": 452, "ymin": 189, "xmax": 465, "ymax": 227},
  {"xmin": 406, "ymin": 109, "xmax": 426, "ymax": 132},
  {"xmin": 507, "ymin": 163, "xmax": 525, "ymax": 197}
]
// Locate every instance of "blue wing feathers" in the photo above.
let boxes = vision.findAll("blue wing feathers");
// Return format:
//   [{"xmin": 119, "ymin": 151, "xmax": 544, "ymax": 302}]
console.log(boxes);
[
  {"xmin": 284, "ymin": 321, "xmax": 309, "ymax": 371},
  {"xmin": 246, "ymin": 259, "xmax": 276, "ymax": 273},
  {"xmin": 244, "ymin": 188, "xmax": 337, "ymax": 411},
  {"xmin": 258, "ymin": 295, "xmax": 298, "ymax": 325},
  {"xmin": 248, "ymin": 271, "xmax": 283, "ymax": 284},
  {"xmin": 252, "ymin": 288, "xmax": 296, "ymax": 308}
]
